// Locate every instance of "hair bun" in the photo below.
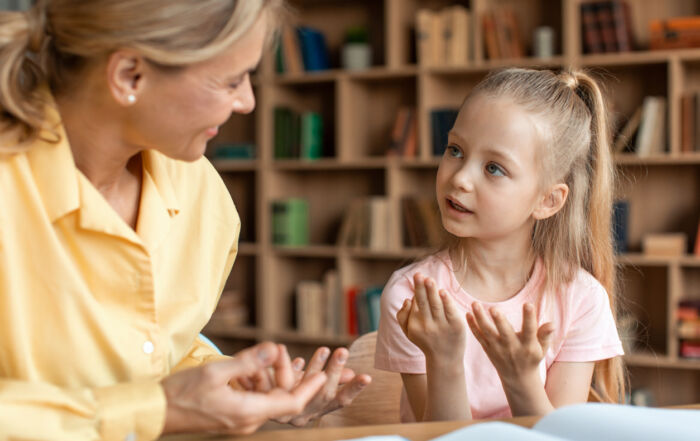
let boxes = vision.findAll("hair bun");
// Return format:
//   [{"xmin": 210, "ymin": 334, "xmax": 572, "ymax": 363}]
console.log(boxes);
[{"xmin": 560, "ymin": 71, "xmax": 579, "ymax": 90}]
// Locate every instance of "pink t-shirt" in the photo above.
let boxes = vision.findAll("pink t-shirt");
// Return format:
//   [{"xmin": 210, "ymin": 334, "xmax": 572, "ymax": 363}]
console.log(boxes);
[{"xmin": 374, "ymin": 251, "xmax": 624, "ymax": 421}]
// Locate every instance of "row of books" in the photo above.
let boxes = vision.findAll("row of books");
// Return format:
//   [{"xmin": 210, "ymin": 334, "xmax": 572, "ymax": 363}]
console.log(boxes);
[
  {"xmin": 415, "ymin": 5, "xmax": 471, "ymax": 66},
  {"xmin": 294, "ymin": 270, "xmax": 382, "ymax": 336},
  {"xmin": 680, "ymin": 91, "xmax": 700, "ymax": 153},
  {"xmin": 580, "ymin": 1, "xmax": 635, "ymax": 54},
  {"xmin": 482, "ymin": 5, "xmax": 525, "ymax": 60},
  {"xmin": 613, "ymin": 96, "xmax": 666, "ymax": 156},
  {"xmin": 337, "ymin": 197, "xmax": 402, "ymax": 250},
  {"xmin": 271, "ymin": 198, "xmax": 309, "ymax": 246},
  {"xmin": 274, "ymin": 107, "xmax": 323, "ymax": 160},
  {"xmin": 276, "ymin": 26, "xmax": 330, "ymax": 74},
  {"xmin": 677, "ymin": 299, "xmax": 700, "ymax": 359}
]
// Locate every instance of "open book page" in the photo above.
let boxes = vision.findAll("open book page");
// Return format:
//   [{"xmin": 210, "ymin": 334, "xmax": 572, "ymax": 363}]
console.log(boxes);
[
  {"xmin": 432, "ymin": 403, "xmax": 699, "ymax": 441},
  {"xmin": 532, "ymin": 403, "xmax": 699, "ymax": 441}
]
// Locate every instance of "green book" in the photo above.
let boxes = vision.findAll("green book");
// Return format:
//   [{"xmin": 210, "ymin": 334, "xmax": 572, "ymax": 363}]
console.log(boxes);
[
  {"xmin": 274, "ymin": 107, "xmax": 290, "ymax": 159},
  {"xmin": 271, "ymin": 198, "xmax": 309, "ymax": 246},
  {"xmin": 300, "ymin": 112, "xmax": 323, "ymax": 160}
]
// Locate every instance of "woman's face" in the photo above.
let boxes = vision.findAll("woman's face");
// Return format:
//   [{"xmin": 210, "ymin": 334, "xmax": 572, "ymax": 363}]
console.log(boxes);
[{"xmin": 128, "ymin": 15, "xmax": 267, "ymax": 161}]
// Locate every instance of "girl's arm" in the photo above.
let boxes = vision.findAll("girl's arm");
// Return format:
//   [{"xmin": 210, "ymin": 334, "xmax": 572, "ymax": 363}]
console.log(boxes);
[{"xmin": 396, "ymin": 274, "xmax": 472, "ymax": 421}]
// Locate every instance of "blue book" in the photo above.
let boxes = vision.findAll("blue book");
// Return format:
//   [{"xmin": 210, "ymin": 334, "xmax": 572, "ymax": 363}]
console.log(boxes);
[
  {"xmin": 297, "ymin": 27, "xmax": 330, "ymax": 71},
  {"xmin": 612, "ymin": 199, "xmax": 629, "ymax": 254},
  {"xmin": 431, "ymin": 108, "xmax": 459, "ymax": 156}
]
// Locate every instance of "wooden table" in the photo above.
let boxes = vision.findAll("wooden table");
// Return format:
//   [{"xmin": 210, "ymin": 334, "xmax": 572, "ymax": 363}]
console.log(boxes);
[{"xmin": 161, "ymin": 415, "xmax": 540, "ymax": 441}]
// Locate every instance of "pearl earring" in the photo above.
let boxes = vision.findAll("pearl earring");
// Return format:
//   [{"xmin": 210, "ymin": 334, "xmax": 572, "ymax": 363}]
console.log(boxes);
[{"xmin": 126, "ymin": 94, "xmax": 136, "ymax": 105}]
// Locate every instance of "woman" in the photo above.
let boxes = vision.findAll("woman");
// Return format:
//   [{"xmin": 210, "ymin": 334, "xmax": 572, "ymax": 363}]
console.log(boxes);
[{"xmin": 0, "ymin": 0, "xmax": 369, "ymax": 439}]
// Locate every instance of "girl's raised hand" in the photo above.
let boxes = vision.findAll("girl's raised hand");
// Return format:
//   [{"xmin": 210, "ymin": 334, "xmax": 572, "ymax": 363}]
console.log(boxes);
[
  {"xmin": 466, "ymin": 302, "xmax": 554, "ymax": 381},
  {"xmin": 396, "ymin": 273, "xmax": 466, "ymax": 363}
]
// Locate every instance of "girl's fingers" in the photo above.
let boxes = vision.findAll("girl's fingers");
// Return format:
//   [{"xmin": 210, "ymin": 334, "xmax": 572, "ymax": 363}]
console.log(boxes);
[
  {"xmin": 441, "ymin": 290, "xmax": 460, "ymax": 323},
  {"xmin": 520, "ymin": 303, "xmax": 537, "ymax": 344},
  {"xmin": 396, "ymin": 298, "xmax": 411, "ymax": 335},
  {"xmin": 424, "ymin": 277, "xmax": 445, "ymax": 321},
  {"xmin": 537, "ymin": 322, "xmax": 555, "ymax": 352},
  {"xmin": 412, "ymin": 273, "xmax": 431, "ymax": 319},
  {"xmin": 472, "ymin": 302, "xmax": 499, "ymax": 338},
  {"xmin": 489, "ymin": 308, "xmax": 518, "ymax": 348},
  {"xmin": 466, "ymin": 311, "xmax": 489, "ymax": 350}
]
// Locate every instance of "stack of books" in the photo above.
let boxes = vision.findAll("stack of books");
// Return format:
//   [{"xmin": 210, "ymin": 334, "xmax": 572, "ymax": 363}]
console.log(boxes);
[
  {"xmin": 580, "ymin": 0, "xmax": 635, "ymax": 54},
  {"xmin": 336, "ymin": 197, "xmax": 401, "ymax": 251},
  {"xmin": 481, "ymin": 4, "xmax": 525, "ymax": 60},
  {"xmin": 677, "ymin": 299, "xmax": 700, "ymax": 359}
]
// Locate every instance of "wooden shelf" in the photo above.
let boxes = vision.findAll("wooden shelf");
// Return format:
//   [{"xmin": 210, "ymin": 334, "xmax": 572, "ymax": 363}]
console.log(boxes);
[
  {"xmin": 272, "ymin": 158, "xmax": 388, "ymax": 170},
  {"xmin": 271, "ymin": 330, "xmax": 355, "ymax": 347},
  {"xmin": 211, "ymin": 159, "xmax": 258, "ymax": 172},
  {"xmin": 625, "ymin": 353, "xmax": 700, "ymax": 370},
  {"xmin": 202, "ymin": 322, "xmax": 260, "ymax": 340},
  {"xmin": 271, "ymin": 244, "xmax": 338, "ymax": 258},
  {"xmin": 618, "ymin": 254, "xmax": 700, "ymax": 267},
  {"xmin": 237, "ymin": 242, "xmax": 259, "ymax": 256},
  {"xmin": 615, "ymin": 153, "xmax": 700, "ymax": 165}
]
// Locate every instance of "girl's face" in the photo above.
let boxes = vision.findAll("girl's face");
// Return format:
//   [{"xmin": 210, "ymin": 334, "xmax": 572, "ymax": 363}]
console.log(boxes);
[
  {"xmin": 128, "ymin": 15, "xmax": 267, "ymax": 162},
  {"xmin": 436, "ymin": 94, "xmax": 547, "ymax": 242}
]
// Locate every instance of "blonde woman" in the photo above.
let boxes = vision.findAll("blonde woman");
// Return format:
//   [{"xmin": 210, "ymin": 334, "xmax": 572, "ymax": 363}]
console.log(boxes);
[
  {"xmin": 0, "ymin": 1, "xmax": 369, "ymax": 439},
  {"xmin": 375, "ymin": 68, "xmax": 626, "ymax": 421}
]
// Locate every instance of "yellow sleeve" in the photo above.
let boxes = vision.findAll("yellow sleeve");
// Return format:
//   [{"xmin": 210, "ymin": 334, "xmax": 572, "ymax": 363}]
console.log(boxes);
[{"xmin": 0, "ymin": 378, "xmax": 165, "ymax": 441}]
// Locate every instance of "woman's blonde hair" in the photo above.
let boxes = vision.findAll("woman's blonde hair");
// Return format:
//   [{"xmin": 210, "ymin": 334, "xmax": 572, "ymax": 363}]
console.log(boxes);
[
  {"xmin": 0, "ymin": 0, "xmax": 285, "ymax": 152},
  {"xmin": 452, "ymin": 67, "xmax": 626, "ymax": 403}
]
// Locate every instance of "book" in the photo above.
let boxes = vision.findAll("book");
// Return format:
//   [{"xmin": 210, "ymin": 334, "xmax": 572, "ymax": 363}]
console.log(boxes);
[
  {"xmin": 681, "ymin": 93, "xmax": 695, "ymax": 153},
  {"xmin": 416, "ymin": 9, "xmax": 443, "ymax": 66},
  {"xmin": 345, "ymin": 285, "xmax": 360, "ymax": 336},
  {"xmin": 581, "ymin": 2, "xmax": 604, "ymax": 54},
  {"xmin": 635, "ymin": 96, "xmax": 666, "ymax": 157},
  {"xmin": 431, "ymin": 108, "xmax": 459, "ymax": 156},
  {"xmin": 274, "ymin": 106, "xmax": 301, "ymax": 159},
  {"xmin": 642, "ymin": 233, "xmax": 687, "ymax": 257},
  {"xmin": 296, "ymin": 280, "xmax": 324, "ymax": 334},
  {"xmin": 387, "ymin": 107, "xmax": 416, "ymax": 157},
  {"xmin": 271, "ymin": 198, "xmax": 309, "ymax": 246},
  {"xmin": 610, "ymin": 1, "xmax": 634, "ymax": 52},
  {"xmin": 343, "ymin": 403, "xmax": 700, "ymax": 441},
  {"xmin": 297, "ymin": 26, "xmax": 330, "ymax": 71},
  {"xmin": 596, "ymin": 1, "xmax": 617, "ymax": 52},
  {"xmin": 280, "ymin": 25, "xmax": 304, "ymax": 74},
  {"xmin": 695, "ymin": 218, "xmax": 700, "ymax": 256},
  {"xmin": 300, "ymin": 111, "xmax": 323, "ymax": 160},
  {"xmin": 482, "ymin": 10, "xmax": 501, "ymax": 59},
  {"xmin": 613, "ymin": 105, "xmax": 642, "ymax": 153},
  {"xmin": 612, "ymin": 199, "xmax": 629, "ymax": 254},
  {"xmin": 443, "ymin": 5, "xmax": 470, "ymax": 65}
]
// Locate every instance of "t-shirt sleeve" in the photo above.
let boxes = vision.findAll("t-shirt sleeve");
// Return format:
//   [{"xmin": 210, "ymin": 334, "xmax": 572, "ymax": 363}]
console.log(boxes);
[
  {"xmin": 374, "ymin": 270, "xmax": 427, "ymax": 374},
  {"xmin": 556, "ymin": 275, "xmax": 625, "ymax": 362}
]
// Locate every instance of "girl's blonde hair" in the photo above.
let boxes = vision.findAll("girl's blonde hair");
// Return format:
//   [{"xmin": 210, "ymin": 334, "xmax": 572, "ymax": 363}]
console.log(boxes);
[
  {"xmin": 0, "ymin": 0, "xmax": 285, "ymax": 152},
  {"xmin": 455, "ymin": 67, "xmax": 625, "ymax": 403}
]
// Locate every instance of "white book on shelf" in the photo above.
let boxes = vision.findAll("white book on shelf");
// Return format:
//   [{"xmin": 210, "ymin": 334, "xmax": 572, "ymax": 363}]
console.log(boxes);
[{"xmin": 635, "ymin": 96, "xmax": 666, "ymax": 157}]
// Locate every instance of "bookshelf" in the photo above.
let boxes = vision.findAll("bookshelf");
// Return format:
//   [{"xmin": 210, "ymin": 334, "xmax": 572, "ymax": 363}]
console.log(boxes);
[{"xmin": 205, "ymin": 0, "xmax": 700, "ymax": 407}]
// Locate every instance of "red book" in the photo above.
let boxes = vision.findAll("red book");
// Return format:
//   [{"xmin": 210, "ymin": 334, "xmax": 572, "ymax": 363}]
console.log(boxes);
[
  {"xmin": 581, "ymin": 2, "xmax": 604, "ymax": 53},
  {"xmin": 611, "ymin": 1, "xmax": 634, "ymax": 51},
  {"xmin": 345, "ymin": 286, "xmax": 360, "ymax": 336},
  {"xmin": 694, "ymin": 218, "xmax": 700, "ymax": 256},
  {"xmin": 596, "ymin": 1, "xmax": 618, "ymax": 52}
]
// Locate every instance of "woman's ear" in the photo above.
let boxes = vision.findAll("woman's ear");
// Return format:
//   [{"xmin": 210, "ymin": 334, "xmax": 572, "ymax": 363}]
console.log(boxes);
[
  {"xmin": 533, "ymin": 183, "xmax": 569, "ymax": 220},
  {"xmin": 106, "ymin": 50, "xmax": 146, "ymax": 106}
]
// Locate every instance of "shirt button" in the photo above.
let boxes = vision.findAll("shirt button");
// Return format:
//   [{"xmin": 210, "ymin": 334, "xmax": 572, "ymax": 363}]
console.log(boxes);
[
  {"xmin": 125, "ymin": 433, "xmax": 136, "ymax": 441},
  {"xmin": 142, "ymin": 341, "xmax": 154, "ymax": 354}
]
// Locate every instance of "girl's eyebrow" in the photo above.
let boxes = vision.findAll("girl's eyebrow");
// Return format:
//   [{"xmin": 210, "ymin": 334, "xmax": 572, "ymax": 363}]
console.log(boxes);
[{"xmin": 448, "ymin": 130, "xmax": 519, "ymax": 166}]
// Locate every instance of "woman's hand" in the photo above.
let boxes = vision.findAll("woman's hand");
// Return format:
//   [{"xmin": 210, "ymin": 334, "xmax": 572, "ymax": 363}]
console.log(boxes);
[
  {"xmin": 160, "ymin": 342, "xmax": 327, "ymax": 435},
  {"xmin": 466, "ymin": 302, "xmax": 553, "ymax": 380},
  {"xmin": 396, "ymin": 273, "xmax": 466, "ymax": 364},
  {"xmin": 238, "ymin": 345, "xmax": 371, "ymax": 426}
]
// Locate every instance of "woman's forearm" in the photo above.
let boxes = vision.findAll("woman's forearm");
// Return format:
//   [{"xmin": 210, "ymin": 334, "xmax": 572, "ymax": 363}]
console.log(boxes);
[
  {"xmin": 501, "ymin": 370, "xmax": 554, "ymax": 417},
  {"xmin": 423, "ymin": 357, "xmax": 471, "ymax": 421}
]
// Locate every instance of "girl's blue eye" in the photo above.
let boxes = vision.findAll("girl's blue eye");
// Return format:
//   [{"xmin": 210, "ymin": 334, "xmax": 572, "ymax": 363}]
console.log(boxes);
[
  {"xmin": 446, "ymin": 145, "xmax": 463, "ymax": 158},
  {"xmin": 485, "ymin": 163, "xmax": 505, "ymax": 177}
]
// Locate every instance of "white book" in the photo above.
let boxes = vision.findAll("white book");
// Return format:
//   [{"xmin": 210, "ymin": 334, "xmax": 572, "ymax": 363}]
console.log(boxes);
[{"xmin": 636, "ymin": 96, "xmax": 666, "ymax": 157}]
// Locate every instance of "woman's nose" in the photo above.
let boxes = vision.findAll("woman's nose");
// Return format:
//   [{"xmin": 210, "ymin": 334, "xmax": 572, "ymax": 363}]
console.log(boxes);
[{"xmin": 232, "ymin": 78, "xmax": 256, "ymax": 114}]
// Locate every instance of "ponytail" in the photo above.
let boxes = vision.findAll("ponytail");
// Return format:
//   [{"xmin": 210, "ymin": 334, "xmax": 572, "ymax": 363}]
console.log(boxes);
[
  {"xmin": 0, "ymin": 1, "xmax": 52, "ymax": 152},
  {"xmin": 571, "ymin": 71, "xmax": 626, "ymax": 403}
]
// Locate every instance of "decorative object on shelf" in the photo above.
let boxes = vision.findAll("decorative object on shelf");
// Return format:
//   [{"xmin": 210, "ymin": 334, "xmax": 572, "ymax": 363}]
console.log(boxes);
[
  {"xmin": 341, "ymin": 26, "xmax": 372, "ymax": 71},
  {"xmin": 650, "ymin": 15, "xmax": 700, "ymax": 50},
  {"xmin": 580, "ymin": 0, "xmax": 634, "ymax": 54},
  {"xmin": 642, "ymin": 233, "xmax": 687, "ymax": 257},
  {"xmin": 271, "ymin": 198, "xmax": 309, "ymax": 246},
  {"xmin": 533, "ymin": 26, "xmax": 555, "ymax": 58}
]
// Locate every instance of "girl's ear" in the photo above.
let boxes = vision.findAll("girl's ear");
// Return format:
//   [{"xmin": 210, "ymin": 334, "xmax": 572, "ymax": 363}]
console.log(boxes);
[{"xmin": 533, "ymin": 183, "xmax": 569, "ymax": 220}]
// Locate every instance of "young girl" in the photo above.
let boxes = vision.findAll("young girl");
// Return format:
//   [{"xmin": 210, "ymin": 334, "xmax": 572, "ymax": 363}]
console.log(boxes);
[{"xmin": 374, "ymin": 68, "xmax": 626, "ymax": 422}]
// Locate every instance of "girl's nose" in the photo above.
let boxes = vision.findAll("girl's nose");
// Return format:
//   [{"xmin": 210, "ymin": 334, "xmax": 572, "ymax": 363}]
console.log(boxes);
[{"xmin": 451, "ymin": 164, "xmax": 475, "ymax": 192}]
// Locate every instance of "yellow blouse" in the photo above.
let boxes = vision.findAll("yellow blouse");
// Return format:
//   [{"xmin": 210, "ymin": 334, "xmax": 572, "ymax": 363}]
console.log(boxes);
[{"xmin": 0, "ymin": 107, "xmax": 239, "ymax": 440}]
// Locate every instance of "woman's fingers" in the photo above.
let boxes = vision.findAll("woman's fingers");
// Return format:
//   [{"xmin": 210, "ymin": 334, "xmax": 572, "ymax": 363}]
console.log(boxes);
[
  {"xmin": 305, "ymin": 346, "xmax": 331, "ymax": 376},
  {"xmin": 274, "ymin": 344, "xmax": 295, "ymax": 390},
  {"xmin": 322, "ymin": 348, "xmax": 349, "ymax": 394},
  {"xmin": 245, "ymin": 372, "xmax": 328, "ymax": 420}
]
